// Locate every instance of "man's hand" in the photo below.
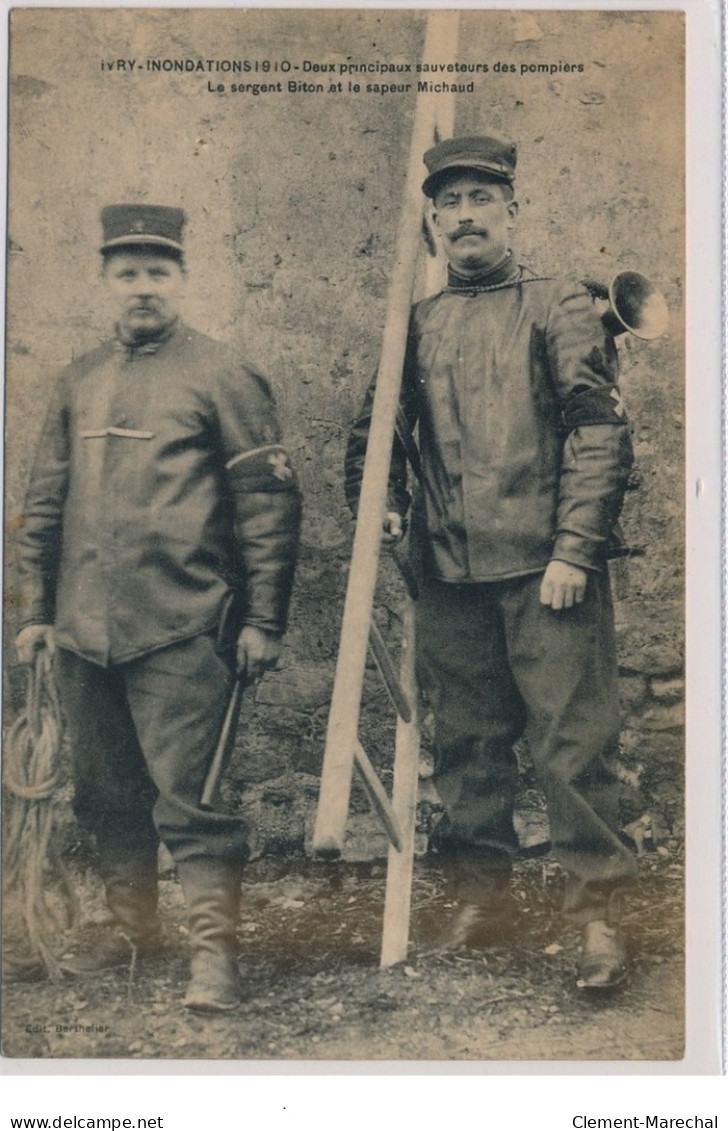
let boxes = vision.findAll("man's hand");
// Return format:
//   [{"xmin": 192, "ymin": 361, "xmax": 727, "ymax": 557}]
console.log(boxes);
[
  {"xmin": 15, "ymin": 624, "xmax": 55, "ymax": 666},
  {"xmin": 235, "ymin": 625, "xmax": 282, "ymax": 680},
  {"xmin": 539, "ymin": 561, "xmax": 588, "ymax": 610},
  {"xmin": 382, "ymin": 511, "xmax": 406, "ymax": 545}
]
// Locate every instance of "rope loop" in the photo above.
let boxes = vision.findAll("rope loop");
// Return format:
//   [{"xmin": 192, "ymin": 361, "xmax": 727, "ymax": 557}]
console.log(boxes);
[{"xmin": 2, "ymin": 649, "xmax": 76, "ymax": 981}]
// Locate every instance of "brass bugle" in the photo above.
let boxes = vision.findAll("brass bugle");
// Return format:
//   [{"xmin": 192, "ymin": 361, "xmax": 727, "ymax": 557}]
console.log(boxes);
[{"xmin": 582, "ymin": 271, "xmax": 669, "ymax": 341}]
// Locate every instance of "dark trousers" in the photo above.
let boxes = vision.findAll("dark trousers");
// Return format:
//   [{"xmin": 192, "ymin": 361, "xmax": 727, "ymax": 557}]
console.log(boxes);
[
  {"xmin": 55, "ymin": 634, "xmax": 250, "ymax": 877},
  {"xmin": 416, "ymin": 571, "xmax": 637, "ymax": 924}
]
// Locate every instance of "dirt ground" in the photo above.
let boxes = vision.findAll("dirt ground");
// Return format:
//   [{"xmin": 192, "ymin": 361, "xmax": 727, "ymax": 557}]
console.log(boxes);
[{"xmin": 2, "ymin": 850, "xmax": 683, "ymax": 1063}]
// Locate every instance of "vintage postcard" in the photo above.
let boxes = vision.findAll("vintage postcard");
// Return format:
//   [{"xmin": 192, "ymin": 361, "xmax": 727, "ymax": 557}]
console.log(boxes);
[{"xmin": 0, "ymin": 3, "xmax": 720, "ymax": 1074}]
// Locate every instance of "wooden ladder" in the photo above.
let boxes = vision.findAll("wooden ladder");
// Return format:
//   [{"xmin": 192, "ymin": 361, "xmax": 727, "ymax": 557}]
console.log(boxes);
[{"xmin": 312, "ymin": 10, "xmax": 459, "ymax": 967}]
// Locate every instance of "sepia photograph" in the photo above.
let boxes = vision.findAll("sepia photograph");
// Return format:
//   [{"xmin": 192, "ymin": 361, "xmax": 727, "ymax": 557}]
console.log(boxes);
[{"xmin": 2, "ymin": 6, "xmax": 690, "ymax": 1064}]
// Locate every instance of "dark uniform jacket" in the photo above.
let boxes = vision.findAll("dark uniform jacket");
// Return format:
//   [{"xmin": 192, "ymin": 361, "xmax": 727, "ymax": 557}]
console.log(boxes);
[
  {"xmin": 16, "ymin": 321, "xmax": 301, "ymax": 666},
  {"xmin": 346, "ymin": 258, "xmax": 633, "ymax": 582}
]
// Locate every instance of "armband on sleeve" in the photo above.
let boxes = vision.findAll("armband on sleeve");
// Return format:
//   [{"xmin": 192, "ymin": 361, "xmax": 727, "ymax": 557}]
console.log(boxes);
[
  {"xmin": 225, "ymin": 444, "xmax": 301, "ymax": 635},
  {"xmin": 560, "ymin": 385, "xmax": 628, "ymax": 432},
  {"xmin": 225, "ymin": 444, "xmax": 298, "ymax": 492}
]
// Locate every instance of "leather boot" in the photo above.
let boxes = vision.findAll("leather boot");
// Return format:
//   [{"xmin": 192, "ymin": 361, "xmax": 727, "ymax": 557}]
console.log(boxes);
[
  {"xmin": 177, "ymin": 858, "xmax": 243, "ymax": 1014},
  {"xmin": 576, "ymin": 919, "xmax": 628, "ymax": 990},
  {"xmin": 61, "ymin": 858, "xmax": 162, "ymax": 975},
  {"xmin": 426, "ymin": 871, "xmax": 516, "ymax": 953},
  {"xmin": 433, "ymin": 848, "xmax": 516, "ymax": 953}
]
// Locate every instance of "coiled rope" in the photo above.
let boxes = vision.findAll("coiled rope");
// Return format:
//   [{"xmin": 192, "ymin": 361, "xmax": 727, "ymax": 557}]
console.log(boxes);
[{"xmin": 3, "ymin": 652, "xmax": 78, "ymax": 980}]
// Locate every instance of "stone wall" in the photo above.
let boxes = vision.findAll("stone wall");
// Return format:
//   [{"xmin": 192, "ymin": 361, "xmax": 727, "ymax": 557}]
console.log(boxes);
[{"xmin": 5, "ymin": 9, "xmax": 684, "ymax": 860}]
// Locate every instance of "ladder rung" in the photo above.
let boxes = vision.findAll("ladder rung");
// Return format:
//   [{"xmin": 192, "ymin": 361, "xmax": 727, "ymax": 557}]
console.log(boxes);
[
  {"xmin": 354, "ymin": 742, "xmax": 402, "ymax": 851},
  {"xmin": 368, "ymin": 621, "xmax": 412, "ymax": 722}
]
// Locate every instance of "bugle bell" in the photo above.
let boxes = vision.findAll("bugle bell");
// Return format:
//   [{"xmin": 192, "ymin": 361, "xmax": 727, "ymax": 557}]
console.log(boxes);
[{"xmin": 582, "ymin": 271, "xmax": 669, "ymax": 341}]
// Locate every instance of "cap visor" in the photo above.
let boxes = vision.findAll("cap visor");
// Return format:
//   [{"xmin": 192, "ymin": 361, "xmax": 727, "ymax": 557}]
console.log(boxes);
[
  {"xmin": 423, "ymin": 160, "xmax": 513, "ymax": 198},
  {"xmin": 100, "ymin": 235, "xmax": 184, "ymax": 253}
]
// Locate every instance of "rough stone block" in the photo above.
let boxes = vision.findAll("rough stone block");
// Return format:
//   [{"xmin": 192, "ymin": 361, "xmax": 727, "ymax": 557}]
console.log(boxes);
[
  {"xmin": 233, "ymin": 742, "xmax": 292, "ymax": 783},
  {"xmin": 292, "ymin": 742, "xmax": 325, "ymax": 777},
  {"xmin": 619, "ymin": 674, "xmax": 648, "ymax": 709},
  {"xmin": 255, "ymin": 664, "xmax": 332, "ymax": 712},
  {"xmin": 614, "ymin": 601, "xmax": 683, "ymax": 676},
  {"xmin": 650, "ymin": 677, "xmax": 684, "ymax": 704},
  {"xmin": 262, "ymin": 706, "xmax": 311, "ymax": 736},
  {"xmin": 617, "ymin": 639, "xmax": 683, "ymax": 676},
  {"xmin": 639, "ymin": 703, "xmax": 684, "ymax": 732},
  {"xmin": 617, "ymin": 728, "xmax": 641, "ymax": 757}
]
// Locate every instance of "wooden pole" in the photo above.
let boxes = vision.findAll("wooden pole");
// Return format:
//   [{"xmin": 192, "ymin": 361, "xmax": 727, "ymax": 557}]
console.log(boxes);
[
  {"xmin": 379, "ymin": 599, "xmax": 420, "ymax": 966},
  {"xmin": 379, "ymin": 20, "xmax": 459, "ymax": 965},
  {"xmin": 312, "ymin": 10, "xmax": 460, "ymax": 856}
]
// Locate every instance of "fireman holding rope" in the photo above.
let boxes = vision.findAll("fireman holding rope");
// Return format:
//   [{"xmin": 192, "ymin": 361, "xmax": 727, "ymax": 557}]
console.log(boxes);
[{"xmin": 15, "ymin": 205, "xmax": 301, "ymax": 1012}]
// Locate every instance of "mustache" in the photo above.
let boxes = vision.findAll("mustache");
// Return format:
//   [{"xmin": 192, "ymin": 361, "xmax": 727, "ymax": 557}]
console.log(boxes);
[{"xmin": 449, "ymin": 226, "xmax": 489, "ymax": 241}]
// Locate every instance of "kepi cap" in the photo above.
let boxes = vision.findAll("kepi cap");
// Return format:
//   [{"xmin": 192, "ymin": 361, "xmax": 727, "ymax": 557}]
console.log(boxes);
[
  {"xmin": 422, "ymin": 135, "xmax": 517, "ymax": 198},
  {"xmin": 100, "ymin": 204, "xmax": 186, "ymax": 255}
]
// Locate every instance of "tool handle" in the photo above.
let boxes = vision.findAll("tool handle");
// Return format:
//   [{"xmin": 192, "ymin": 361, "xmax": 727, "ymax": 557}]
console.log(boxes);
[{"xmin": 200, "ymin": 676, "xmax": 246, "ymax": 810}]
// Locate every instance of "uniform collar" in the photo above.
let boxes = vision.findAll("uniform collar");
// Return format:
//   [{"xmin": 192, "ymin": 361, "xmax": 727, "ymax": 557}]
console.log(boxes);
[
  {"xmin": 444, "ymin": 251, "xmax": 521, "ymax": 293},
  {"xmin": 113, "ymin": 318, "xmax": 179, "ymax": 357}
]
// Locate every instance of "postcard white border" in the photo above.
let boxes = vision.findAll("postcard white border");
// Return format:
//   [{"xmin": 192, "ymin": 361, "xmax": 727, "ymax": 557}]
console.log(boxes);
[{"xmin": 0, "ymin": 0, "xmax": 723, "ymax": 1092}]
